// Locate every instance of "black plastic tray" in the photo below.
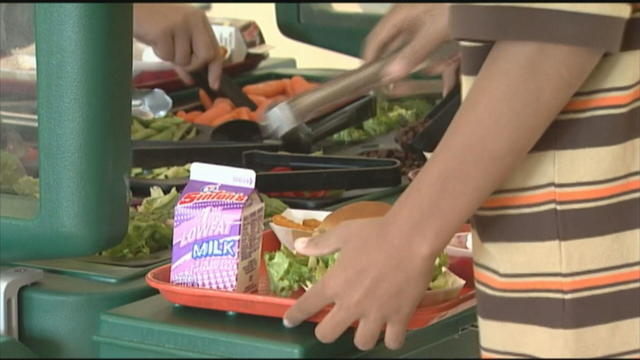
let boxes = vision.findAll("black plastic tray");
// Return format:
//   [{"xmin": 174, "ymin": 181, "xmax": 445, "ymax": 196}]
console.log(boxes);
[
  {"xmin": 130, "ymin": 142, "xmax": 280, "ymax": 196},
  {"xmin": 243, "ymin": 150, "xmax": 402, "ymax": 192}
]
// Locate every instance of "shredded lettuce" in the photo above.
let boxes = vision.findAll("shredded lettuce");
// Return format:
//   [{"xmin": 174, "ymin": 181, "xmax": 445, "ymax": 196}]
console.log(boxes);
[
  {"xmin": 264, "ymin": 244, "xmax": 339, "ymax": 297},
  {"xmin": 99, "ymin": 186, "xmax": 179, "ymax": 259},
  {"xmin": 0, "ymin": 150, "xmax": 26, "ymax": 193},
  {"xmin": 264, "ymin": 244, "xmax": 448, "ymax": 297},
  {"xmin": 260, "ymin": 193, "xmax": 289, "ymax": 218},
  {"xmin": 331, "ymin": 97, "xmax": 434, "ymax": 144},
  {"xmin": 13, "ymin": 176, "xmax": 39, "ymax": 199}
]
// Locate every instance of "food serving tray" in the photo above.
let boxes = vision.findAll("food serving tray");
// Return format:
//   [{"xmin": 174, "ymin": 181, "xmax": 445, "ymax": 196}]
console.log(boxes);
[
  {"xmin": 129, "ymin": 142, "xmax": 281, "ymax": 196},
  {"xmin": 243, "ymin": 151, "xmax": 402, "ymax": 192},
  {"xmin": 130, "ymin": 149, "xmax": 402, "ymax": 198},
  {"xmin": 146, "ymin": 230, "xmax": 476, "ymax": 330}
]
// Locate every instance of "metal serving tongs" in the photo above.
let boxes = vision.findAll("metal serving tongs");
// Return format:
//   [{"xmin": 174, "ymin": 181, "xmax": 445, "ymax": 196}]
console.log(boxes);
[{"xmin": 260, "ymin": 41, "xmax": 459, "ymax": 140}]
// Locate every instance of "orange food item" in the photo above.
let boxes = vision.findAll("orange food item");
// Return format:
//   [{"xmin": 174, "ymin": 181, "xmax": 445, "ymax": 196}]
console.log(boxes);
[
  {"xmin": 175, "ymin": 110, "xmax": 187, "ymax": 120},
  {"xmin": 247, "ymin": 94, "xmax": 268, "ymax": 107},
  {"xmin": 242, "ymin": 79, "xmax": 288, "ymax": 98},
  {"xmin": 194, "ymin": 100, "xmax": 234, "ymax": 126},
  {"xmin": 285, "ymin": 78, "xmax": 296, "ymax": 97},
  {"xmin": 198, "ymin": 89, "xmax": 214, "ymax": 110},
  {"xmin": 184, "ymin": 111, "xmax": 204, "ymax": 123},
  {"xmin": 213, "ymin": 97, "xmax": 235, "ymax": 108},
  {"xmin": 234, "ymin": 106, "xmax": 253, "ymax": 121},
  {"xmin": 302, "ymin": 219, "xmax": 322, "ymax": 229},
  {"xmin": 271, "ymin": 214, "xmax": 318, "ymax": 232},
  {"xmin": 290, "ymin": 75, "xmax": 319, "ymax": 96},
  {"xmin": 209, "ymin": 106, "xmax": 253, "ymax": 127}
]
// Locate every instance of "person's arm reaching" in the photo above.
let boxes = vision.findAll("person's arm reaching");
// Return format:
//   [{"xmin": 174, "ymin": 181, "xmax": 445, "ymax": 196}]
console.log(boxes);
[
  {"xmin": 283, "ymin": 40, "xmax": 603, "ymax": 351},
  {"xmin": 133, "ymin": 3, "xmax": 223, "ymax": 89}
]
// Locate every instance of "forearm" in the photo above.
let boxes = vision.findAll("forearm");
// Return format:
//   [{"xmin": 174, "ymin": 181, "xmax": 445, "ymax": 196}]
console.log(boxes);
[{"xmin": 387, "ymin": 40, "xmax": 603, "ymax": 258}]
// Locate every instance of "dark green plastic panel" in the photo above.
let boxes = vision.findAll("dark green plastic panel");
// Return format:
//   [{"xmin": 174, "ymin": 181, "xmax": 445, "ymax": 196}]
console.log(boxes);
[
  {"xmin": 0, "ymin": 4, "xmax": 133, "ymax": 262},
  {"xmin": 95, "ymin": 295, "xmax": 478, "ymax": 358},
  {"xmin": 6, "ymin": 266, "xmax": 156, "ymax": 358},
  {"xmin": 275, "ymin": 3, "xmax": 382, "ymax": 58},
  {"xmin": 0, "ymin": 335, "xmax": 39, "ymax": 359}
]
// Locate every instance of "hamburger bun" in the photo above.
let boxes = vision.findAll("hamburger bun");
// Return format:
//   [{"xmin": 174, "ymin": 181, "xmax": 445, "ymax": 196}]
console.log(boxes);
[{"xmin": 316, "ymin": 201, "xmax": 392, "ymax": 234}]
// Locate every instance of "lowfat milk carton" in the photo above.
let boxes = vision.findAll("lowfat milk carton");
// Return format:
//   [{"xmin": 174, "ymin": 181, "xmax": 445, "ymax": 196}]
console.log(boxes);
[{"xmin": 170, "ymin": 162, "xmax": 264, "ymax": 293}]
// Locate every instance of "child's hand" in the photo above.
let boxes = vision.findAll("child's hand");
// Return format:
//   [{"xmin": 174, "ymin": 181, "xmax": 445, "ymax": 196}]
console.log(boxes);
[
  {"xmin": 283, "ymin": 216, "xmax": 436, "ymax": 351},
  {"xmin": 133, "ymin": 4, "xmax": 223, "ymax": 89},
  {"xmin": 362, "ymin": 4, "xmax": 454, "ymax": 84}
]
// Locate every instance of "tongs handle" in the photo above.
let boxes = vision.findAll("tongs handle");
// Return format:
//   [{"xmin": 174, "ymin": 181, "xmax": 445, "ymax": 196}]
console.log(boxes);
[{"xmin": 409, "ymin": 82, "xmax": 461, "ymax": 154}]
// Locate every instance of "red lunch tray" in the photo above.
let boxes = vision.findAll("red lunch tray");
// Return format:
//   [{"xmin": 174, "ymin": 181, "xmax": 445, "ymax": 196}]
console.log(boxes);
[{"xmin": 146, "ymin": 230, "xmax": 476, "ymax": 330}]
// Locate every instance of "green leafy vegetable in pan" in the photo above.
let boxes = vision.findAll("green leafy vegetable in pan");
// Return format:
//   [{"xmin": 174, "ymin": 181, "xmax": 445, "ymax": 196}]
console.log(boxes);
[
  {"xmin": 0, "ymin": 150, "xmax": 39, "ymax": 198},
  {"xmin": 99, "ymin": 186, "xmax": 179, "ymax": 259},
  {"xmin": 131, "ymin": 115, "xmax": 198, "ymax": 142},
  {"xmin": 331, "ymin": 97, "xmax": 434, "ymax": 144}
]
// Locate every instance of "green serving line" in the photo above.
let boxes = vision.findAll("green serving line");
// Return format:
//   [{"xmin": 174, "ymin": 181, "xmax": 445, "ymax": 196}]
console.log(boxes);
[
  {"xmin": 0, "ymin": 4, "xmax": 478, "ymax": 358},
  {"xmin": 93, "ymin": 186, "xmax": 479, "ymax": 358}
]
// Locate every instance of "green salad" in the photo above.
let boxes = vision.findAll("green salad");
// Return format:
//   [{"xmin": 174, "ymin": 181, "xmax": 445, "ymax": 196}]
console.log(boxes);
[
  {"xmin": 331, "ymin": 97, "xmax": 434, "ymax": 144},
  {"xmin": 264, "ymin": 244, "xmax": 450, "ymax": 298},
  {"xmin": 264, "ymin": 245, "xmax": 339, "ymax": 297},
  {"xmin": 99, "ymin": 186, "xmax": 179, "ymax": 259},
  {"xmin": 0, "ymin": 150, "xmax": 39, "ymax": 199}
]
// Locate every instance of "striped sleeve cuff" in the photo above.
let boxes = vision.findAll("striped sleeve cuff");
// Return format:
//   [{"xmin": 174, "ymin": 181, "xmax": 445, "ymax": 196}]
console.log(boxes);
[{"xmin": 450, "ymin": 3, "xmax": 632, "ymax": 53}]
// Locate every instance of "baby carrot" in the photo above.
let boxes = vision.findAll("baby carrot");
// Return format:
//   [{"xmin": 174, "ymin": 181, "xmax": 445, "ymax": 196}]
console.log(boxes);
[
  {"xmin": 175, "ymin": 110, "xmax": 187, "ymax": 120},
  {"xmin": 285, "ymin": 77, "xmax": 296, "ymax": 98},
  {"xmin": 184, "ymin": 111, "xmax": 203, "ymax": 123},
  {"xmin": 213, "ymin": 97, "xmax": 235, "ymax": 109},
  {"xmin": 290, "ymin": 75, "xmax": 319, "ymax": 96},
  {"xmin": 247, "ymin": 94, "xmax": 268, "ymax": 107},
  {"xmin": 209, "ymin": 106, "xmax": 251, "ymax": 127},
  {"xmin": 242, "ymin": 79, "xmax": 288, "ymax": 98},
  {"xmin": 198, "ymin": 89, "xmax": 214, "ymax": 110},
  {"xmin": 193, "ymin": 101, "xmax": 234, "ymax": 126}
]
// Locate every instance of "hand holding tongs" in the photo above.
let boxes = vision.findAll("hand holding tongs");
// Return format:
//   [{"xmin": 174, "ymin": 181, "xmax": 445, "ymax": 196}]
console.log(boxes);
[{"xmin": 260, "ymin": 41, "xmax": 459, "ymax": 140}]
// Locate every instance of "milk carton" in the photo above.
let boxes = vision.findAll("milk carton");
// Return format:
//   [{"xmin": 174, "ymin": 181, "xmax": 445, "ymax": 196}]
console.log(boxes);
[{"xmin": 170, "ymin": 162, "xmax": 264, "ymax": 293}]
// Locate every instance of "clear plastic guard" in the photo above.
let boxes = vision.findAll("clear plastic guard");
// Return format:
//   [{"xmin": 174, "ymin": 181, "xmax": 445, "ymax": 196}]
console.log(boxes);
[{"xmin": 0, "ymin": 3, "xmax": 39, "ymax": 219}]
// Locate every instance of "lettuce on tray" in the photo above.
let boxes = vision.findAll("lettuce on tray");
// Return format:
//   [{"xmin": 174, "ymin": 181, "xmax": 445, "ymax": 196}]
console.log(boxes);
[
  {"xmin": 264, "ymin": 244, "xmax": 448, "ymax": 298},
  {"xmin": 264, "ymin": 244, "xmax": 338, "ymax": 297}
]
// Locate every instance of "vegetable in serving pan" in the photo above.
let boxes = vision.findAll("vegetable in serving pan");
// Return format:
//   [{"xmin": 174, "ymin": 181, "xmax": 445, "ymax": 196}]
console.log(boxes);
[
  {"xmin": 0, "ymin": 149, "xmax": 39, "ymax": 198},
  {"xmin": 331, "ymin": 97, "xmax": 435, "ymax": 144},
  {"xmin": 99, "ymin": 186, "xmax": 179, "ymax": 259},
  {"xmin": 131, "ymin": 115, "xmax": 198, "ymax": 142}
]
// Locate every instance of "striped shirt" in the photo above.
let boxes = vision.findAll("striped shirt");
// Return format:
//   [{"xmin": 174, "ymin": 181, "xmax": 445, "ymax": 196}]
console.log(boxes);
[{"xmin": 450, "ymin": 3, "xmax": 640, "ymax": 358}]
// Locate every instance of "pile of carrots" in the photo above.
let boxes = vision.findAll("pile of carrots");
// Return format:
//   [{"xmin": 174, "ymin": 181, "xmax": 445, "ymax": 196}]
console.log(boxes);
[{"xmin": 175, "ymin": 75, "xmax": 319, "ymax": 128}]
